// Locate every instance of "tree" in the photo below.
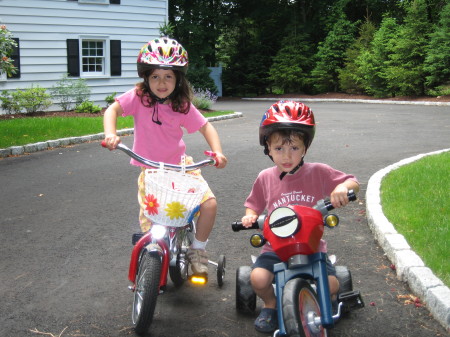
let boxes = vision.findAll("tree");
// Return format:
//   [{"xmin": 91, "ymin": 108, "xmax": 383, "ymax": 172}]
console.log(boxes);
[
  {"xmin": 339, "ymin": 19, "xmax": 376, "ymax": 94},
  {"xmin": 424, "ymin": 1, "xmax": 450, "ymax": 90},
  {"xmin": 268, "ymin": 33, "xmax": 314, "ymax": 93},
  {"xmin": 384, "ymin": 0, "xmax": 431, "ymax": 96},
  {"xmin": 356, "ymin": 17, "xmax": 400, "ymax": 97},
  {"xmin": 311, "ymin": 16, "xmax": 357, "ymax": 93}
]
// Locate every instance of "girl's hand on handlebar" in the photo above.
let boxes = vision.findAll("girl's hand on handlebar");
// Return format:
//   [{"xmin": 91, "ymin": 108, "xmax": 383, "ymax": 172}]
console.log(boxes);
[
  {"xmin": 214, "ymin": 152, "xmax": 228, "ymax": 169},
  {"xmin": 241, "ymin": 214, "xmax": 258, "ymax": 228},
  {"xmin": 104, "ymin": 134, "xmax": 121, "ymax": 150}
]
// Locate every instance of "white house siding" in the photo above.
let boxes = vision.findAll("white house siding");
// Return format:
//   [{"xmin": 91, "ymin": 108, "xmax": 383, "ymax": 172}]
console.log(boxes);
[{"xmin": 0, "ymin": 0, "xmax": 168, "ymax": 113}]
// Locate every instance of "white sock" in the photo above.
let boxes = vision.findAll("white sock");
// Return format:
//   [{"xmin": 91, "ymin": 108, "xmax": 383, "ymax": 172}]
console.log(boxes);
[{"xmin": 191, "ymin": 238, "xmax": 208, "ymax": 250}]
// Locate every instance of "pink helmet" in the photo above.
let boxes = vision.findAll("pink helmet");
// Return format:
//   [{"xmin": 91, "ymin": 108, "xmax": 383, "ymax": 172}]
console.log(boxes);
[{"xmin": 137, "ymin": 37, "xmax": 188, "ymax": 77}]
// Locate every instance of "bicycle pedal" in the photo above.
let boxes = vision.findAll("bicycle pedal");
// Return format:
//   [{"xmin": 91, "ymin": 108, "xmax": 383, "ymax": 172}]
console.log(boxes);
[{"xmin": 338, "ymin": 290, "xmax": 365, "ymax": 312}]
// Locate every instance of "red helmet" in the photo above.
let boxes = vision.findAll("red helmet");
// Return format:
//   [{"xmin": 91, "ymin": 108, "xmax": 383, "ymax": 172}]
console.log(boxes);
[
  {"xmin": 137, "ymin": 37, "xmax": 188, "ymax": 77},
  {"xmin": 259, "ymin": 101, "xmax": 316, "ymax": 153}
]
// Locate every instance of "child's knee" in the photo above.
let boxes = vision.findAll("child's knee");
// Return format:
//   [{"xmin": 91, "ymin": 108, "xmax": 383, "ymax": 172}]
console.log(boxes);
[
  {"xmin": 251, "ymin": 268, "xmax": 273, "ymax": 290},
  {"xmin": 200, "ymin": 198, "xmax": 217, "ymax": 214}
]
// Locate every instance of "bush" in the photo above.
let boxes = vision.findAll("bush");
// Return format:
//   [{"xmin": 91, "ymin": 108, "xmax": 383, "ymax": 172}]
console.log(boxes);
[
  {"xmin": 192, "ymin": 88, "xmax": 217, "ymax": 110},
  {"xmin": 2, "ymin": 86, "xmax": 52, "ymax": 114},
  {"xmin": 187, "ymin": 64, "xmax": 217, "ymax": 94},
  {"xmin": 105, "ymin": 92, "xmax": 117, "ymax": 107},
  {"xmin": 51, "ymin": 74, "xmax": 91, "ymax": 111},
  {"xmin": 75, "ymin": 101, "xmax": 102, "ymax": 114},
  {"xmin": 0, "ymin": 90, "xmax": 21, "ymax": 114}
]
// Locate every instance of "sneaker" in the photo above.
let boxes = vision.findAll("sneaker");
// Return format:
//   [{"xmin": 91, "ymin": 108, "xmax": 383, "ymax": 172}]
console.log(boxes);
[
  {"xmin": 187, "ymin": 248, "xmax": 209, "ymax": 275},
  {"xmin": 254, "ymin": 308, "xmax": 278, "ymax": 333}
]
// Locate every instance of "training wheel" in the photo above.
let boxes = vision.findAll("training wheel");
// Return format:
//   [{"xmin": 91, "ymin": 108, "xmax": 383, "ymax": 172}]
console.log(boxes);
[{"xmin": 217, "ymin": 254, "xmax": 226, "ymax": 287}]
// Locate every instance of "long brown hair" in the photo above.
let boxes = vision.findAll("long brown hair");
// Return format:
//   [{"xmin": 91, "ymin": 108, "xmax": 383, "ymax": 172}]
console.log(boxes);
[{"xmin": 136, "ymin": 69, "xmax": 193, "ymax": 114}]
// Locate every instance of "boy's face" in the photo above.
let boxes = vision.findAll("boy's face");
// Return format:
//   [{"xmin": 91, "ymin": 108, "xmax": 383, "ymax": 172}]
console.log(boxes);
[
  {"xmin": 148, "ymin": 69, "xmax": 176, "ymax": 101},
  {"xmin": 268, "ymin": 133, "xmax": 306, "ymax": 173}
]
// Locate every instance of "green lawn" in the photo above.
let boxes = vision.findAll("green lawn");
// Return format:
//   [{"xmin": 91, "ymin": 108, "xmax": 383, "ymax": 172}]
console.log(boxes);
[
  {"xmin": 380, "ymin": 151, "xmax": 449, "ymax": 287},
  {"xmin": 0, "ymin": 110, "xmax": 234, "ymax": 148}
]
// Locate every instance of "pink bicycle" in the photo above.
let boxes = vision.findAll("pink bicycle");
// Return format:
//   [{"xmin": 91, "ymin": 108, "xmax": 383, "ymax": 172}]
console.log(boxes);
[{"xmin": 102, "ymin": 141, "xmax": 226, "ymax": 335}]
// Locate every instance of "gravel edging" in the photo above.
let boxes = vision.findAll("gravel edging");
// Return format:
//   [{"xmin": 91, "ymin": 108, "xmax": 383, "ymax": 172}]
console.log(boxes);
[
  {"xmin": 0, "ymin": 112, "xmax": 243, "ymax": 158},
  {"xmin": 366, "ymin": 148, "xmax": 450, "ymax": 332}
]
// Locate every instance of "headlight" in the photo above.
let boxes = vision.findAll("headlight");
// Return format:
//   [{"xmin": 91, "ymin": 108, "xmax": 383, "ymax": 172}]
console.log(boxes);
[
  {"xmin": 268, "ymin": 207, "xmax": 300, "ymax": 238},
  {"xmin": 151, "ymin": 225, "xmax": 167, "ymax": 240},
  {"xmin": 324, "ymin": 214, "xmax": 339, "ymax": 228},
  {"xmin": 250, "ymin": 234, "xmax": 265, "ymax": 247}
]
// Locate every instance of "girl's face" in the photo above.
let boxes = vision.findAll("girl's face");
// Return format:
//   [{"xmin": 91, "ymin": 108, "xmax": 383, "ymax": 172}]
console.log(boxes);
[
  {"xmin": 268, "ymin": 133, "xmax": 306, "ymax": 173},
  {"xmin": 148, "ymin": 69, "xmax": 177, "ymax": 102}
]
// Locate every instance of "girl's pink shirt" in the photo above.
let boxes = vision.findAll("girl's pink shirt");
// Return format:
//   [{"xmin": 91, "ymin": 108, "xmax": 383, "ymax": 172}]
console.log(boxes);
[
  {"xmin": 245, "ymin": 163, "xmax": 358, "ymax": 254},
  {"xmin": 116, "ymin": 88, "xmax": 207, "ymax": 167}
]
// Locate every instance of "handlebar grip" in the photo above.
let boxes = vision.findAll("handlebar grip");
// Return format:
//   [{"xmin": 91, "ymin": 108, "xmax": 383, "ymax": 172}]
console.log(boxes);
[
  {"xmin": 348, "ymin": 189, "xmax": 356, "ymax": 202},
  {"xmin": 231, "ymin": 221, "xmax": 260, "ymax": 232}
]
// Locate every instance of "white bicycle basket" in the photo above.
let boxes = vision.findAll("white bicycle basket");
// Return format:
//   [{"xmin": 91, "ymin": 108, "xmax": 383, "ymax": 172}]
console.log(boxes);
[{"xmin": 143, "ymin": 167, "xmax": 208, "ymax": 227}]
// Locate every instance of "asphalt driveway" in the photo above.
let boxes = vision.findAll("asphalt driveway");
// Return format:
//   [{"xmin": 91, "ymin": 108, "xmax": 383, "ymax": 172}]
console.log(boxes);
[{"xmin": 0, "ymin": 99, "xmax": 448, "ymax": 336}]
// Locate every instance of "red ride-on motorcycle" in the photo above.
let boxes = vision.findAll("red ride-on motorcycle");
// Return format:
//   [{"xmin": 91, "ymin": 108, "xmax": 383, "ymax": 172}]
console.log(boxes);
[
  {"xmin": 102, "ymin": 142, "xmax": 226, "ymax": 335},
  {"xmin": 232, "ymin": 191, "xmax": 364, "ymax": 337}
]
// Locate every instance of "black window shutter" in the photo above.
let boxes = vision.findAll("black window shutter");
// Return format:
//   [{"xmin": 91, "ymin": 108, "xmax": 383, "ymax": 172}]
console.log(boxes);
[
  {"xmin": 67, "ymin": 39, "xmax": 80, "ymax": 77},
  {"xmin": 8, "ymin": 38, "xmax": 21, "ymax": 79},
  {"xmin": 110, "ymin": 0, "xmax": 120, "ymax": 4},
  {"xmin": 110, "ymin": 40, "xmax": 121, "ymax": 76}
]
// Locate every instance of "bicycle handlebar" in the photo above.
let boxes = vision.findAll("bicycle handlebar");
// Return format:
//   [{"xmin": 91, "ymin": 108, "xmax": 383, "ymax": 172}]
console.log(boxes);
[
  {"xmin": 101, "ymin": 141, "xmax": 217, "ymax": 171},
  {"xmin": 231, "ymin": 190, "xmax": 357, "ymax": 232}
]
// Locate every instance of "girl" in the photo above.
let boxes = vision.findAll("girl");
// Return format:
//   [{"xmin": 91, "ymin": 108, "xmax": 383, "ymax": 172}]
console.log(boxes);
[{"xmin": 103, "ymin": 37, "xmax": 227, "ymax": 276}]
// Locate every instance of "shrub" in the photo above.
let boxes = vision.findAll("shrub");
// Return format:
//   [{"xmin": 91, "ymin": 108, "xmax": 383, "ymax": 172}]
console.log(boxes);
[
  {"xmin": 0, "ymin": 24, "xmax": 18, "ymax": 77},
  {"xmin": 75, "ymin": 101, "xmax": 102, "ymax": 114},
  {"xmin": 0, "ymin": 90, "xmax": 21, "ymax": 114},
  {"xmin": 105, "ymin": 92, "xmax": 117, "ymax": 107},
  {"xmin": 10, "ymin": 86, "xmax": 52, "ymax": 114},
  {"xmin": 51, "ymin": 74, "xmax": 91, "ymax": 111},
  {"xmin": 192, "ymin": 88, "xmax": 217, "ymax": 110}
]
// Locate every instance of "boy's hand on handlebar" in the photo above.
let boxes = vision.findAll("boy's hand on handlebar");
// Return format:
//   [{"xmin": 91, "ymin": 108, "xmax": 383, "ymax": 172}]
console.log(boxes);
[
  {"xmin": 241, "ymin": 214, "xmax": 258, "ymax": 228},
  {"xmin": 104, "ymin": 134, "xmax": 121, "ymax": 150},
  {"xmin": 330, "ymin": 184, "xmax": 351, "ymax": 208},
  {"xmin": 214, "ymin": 152, "xmax": 228, "ymax": 169}
]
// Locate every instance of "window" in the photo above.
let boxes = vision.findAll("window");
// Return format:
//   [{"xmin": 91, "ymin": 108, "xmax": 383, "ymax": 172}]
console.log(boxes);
[
  {"xmin": 82, "ymin": 40, "xmax": 105, "ymax": 74},
  {"xmin": 67, "ymin": 38, "xmax": 121, "ymax": 77}
]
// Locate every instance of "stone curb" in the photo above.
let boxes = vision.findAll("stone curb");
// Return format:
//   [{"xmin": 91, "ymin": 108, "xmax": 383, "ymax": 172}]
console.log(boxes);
[
  {"xmin": 243, "ymin": 97, "xmax": 450, "ymax": 106},
  {"xmin": 366, "ymin": 148, "xmax": 450, "ymax": 331},
  {"xmin": 0, "ymin": 112, "xmax": 243, "ymax": 158}
]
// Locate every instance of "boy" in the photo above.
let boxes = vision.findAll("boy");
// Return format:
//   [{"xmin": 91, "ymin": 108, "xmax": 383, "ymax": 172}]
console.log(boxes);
[{"xmin": 241, "ymin": 101, "xmax": 359, "ymax": 333}]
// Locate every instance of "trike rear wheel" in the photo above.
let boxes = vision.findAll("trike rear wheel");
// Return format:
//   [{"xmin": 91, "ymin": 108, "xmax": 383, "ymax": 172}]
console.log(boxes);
[
  {"xmin": 283, "ymin": 279, "xmax": 327, "ymax": 337},
  {"xmin": 132, "ymin": 252, "xmax": 161, "ymax": 335},
  {"xmin": 236, "ymin": 266, "xmax": 256, "ymax": 313}
]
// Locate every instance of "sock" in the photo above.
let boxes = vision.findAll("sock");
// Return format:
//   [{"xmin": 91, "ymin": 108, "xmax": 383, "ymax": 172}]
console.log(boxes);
[{"xmin": 191, "ymin": 238, "xmax": 208, "ymax": 250}]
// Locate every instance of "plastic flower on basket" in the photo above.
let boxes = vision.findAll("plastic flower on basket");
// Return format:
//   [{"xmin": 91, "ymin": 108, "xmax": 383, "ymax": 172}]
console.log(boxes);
[
  {"xmin": 165, "ymin": 201, "xmax": 187, "ymax": 219},
  {"xmin": 144, "ymin": 194, "xmax": 160, "ymax": 215}
]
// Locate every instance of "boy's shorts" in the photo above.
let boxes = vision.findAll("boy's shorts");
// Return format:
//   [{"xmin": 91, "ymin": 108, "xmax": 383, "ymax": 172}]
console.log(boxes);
[{"xmin": 253, "ymin": 252, "xmax": 337, "ymax": 276}]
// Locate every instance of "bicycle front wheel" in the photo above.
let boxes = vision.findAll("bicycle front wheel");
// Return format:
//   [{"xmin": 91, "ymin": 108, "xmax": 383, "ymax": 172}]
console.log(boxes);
[
  {"xmin": 282, "ymin": 278, "xmax": 327, "ymax": 337},
  {"xmin": 132, "ymin": 251, "xmax": 161, "ymax": 335}
]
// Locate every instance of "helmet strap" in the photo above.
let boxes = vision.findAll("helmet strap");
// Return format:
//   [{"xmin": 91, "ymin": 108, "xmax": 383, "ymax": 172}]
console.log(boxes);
[{"xmin": 279, "ymin": 157, "xmax": 304, "ymax": 180}]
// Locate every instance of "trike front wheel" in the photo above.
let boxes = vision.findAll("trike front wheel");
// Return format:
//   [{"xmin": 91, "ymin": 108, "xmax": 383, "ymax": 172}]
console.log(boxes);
[
  {"xmin": 283, "ymin": 279, "xmax": 327, "ymax": 337},
  {"xmin": 132, "ymin": 251, "xmax": 161, "ymax": 335}
]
